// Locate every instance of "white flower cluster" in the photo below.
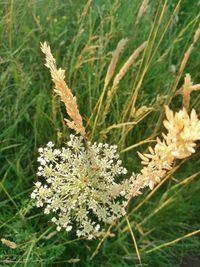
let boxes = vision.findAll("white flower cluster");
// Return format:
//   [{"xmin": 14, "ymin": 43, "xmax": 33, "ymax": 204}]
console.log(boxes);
[{"xmin": 31, "ymin": 135, "xmax": 132, "ymax": 239}]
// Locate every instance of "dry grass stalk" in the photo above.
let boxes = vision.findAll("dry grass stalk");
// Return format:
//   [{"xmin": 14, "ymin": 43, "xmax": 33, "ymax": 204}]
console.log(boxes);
[
  {"xmin": 125, "ymin": 215, "xmax": 143, "ymax": 267},
  {"xmin": 100, "ymin": 107, "xmax": 153, "ymax": 141},
  {"xmin": 146, "ymin": 228, "xmax": 200, "ymax": 254},
  {"xmin": 91, "ymin": 38, "xmax": 128, "ymax": 137},
  {"xmin": 89, "ymin": 224, "xmax": 114, "ymax": 260},
  {"xmin": 101, "ymin": 41, "xmax": 147, "ymax": 123},
  {"xmin": 40, "ymin": 42, "xmax": 86, "ymax": 137},
  {"xmin": 135, "ymin": 0, "xmax": 149, "ymax": 25},
  {"xmin": 122, "ymin": 0, "xmax": 171, "ymax": 137},
  {"xmin": 130, "ymin": 105, "xmax": 200, "ymax": 196},
  {"xmin": 190, "ymin": 84, "xmax": 200, "ymax": 91},
  {"xmin": 182, "ymin": 74, "xmax": 200, "ymax": 110},
  {"xmin": 151, "ymin": 24, "xmax": 200, "ymax": 136},
  {"xmin": 113, "ymin": 41, "xmax": 147, "ymax": 87},
  {"xmin": 173, "ymin": 24, "xmax": 200, "ymax": 93},
  {"xmin": 182, "ymin": 74, "xmax": 193, "ymax": 110},
  {"xmin": 1, "ymin": 238, "xmax": 17, "ymax": 249},
  {"xmin": 193, "ymin": 24, "xmax": 200, "ymax": 42},
  {"xmin": 178, "ymin": 45, "xmax": 193, "ymax": 81},
  {"xmin": 104, "ymin": 38, "xmax": 128, "ymax": 87}
]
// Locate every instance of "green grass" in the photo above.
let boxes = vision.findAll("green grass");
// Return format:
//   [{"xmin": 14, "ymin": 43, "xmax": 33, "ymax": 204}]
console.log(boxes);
[{"xmin": 0, "ymin": 0, "xmax": 200, "ymax": 266}]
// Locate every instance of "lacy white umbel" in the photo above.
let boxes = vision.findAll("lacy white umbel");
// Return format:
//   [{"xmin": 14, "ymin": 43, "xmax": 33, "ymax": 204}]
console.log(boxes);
[{"xmin": 31, "ymin": 135, "xmax": 133, "ymax": 239}]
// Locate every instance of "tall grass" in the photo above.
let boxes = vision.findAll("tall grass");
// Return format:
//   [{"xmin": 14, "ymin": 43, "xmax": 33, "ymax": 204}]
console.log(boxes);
[{"xmin": 0, "ymin": 0, "xmax": 200, "ymax": 266}]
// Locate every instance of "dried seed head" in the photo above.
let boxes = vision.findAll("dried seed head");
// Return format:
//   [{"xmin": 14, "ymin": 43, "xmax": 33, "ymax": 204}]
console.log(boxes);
[
  {"xmin": 1, "ymin": 238, "xmax": 17, "ymax": 249},
  {"xmin": 41, "ymin": 42, "xmax": 86, "ymax": 137},
  {"xmin": 131, "ymin": 106, "xmax": 200, "ymax": 193},
  {"xmin": 104, "ymin": 38, "xmax": 128, "ymax": 87}
]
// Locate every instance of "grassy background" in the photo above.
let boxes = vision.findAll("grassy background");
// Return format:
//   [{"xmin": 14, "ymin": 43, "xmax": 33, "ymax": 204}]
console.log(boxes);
[{"xmin": 0, "ymin": 0, "xmax": 200, "ymax": 266}]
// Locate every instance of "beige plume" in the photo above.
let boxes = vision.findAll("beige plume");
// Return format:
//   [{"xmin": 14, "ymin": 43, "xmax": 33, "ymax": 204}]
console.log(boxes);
[
  {"xmin": 130, "ymin": 105, "xmax": 200, "ymax": 196},
  {"xmin": 41, "ymin": 42, "xmax": 86, "ymax": 137}
]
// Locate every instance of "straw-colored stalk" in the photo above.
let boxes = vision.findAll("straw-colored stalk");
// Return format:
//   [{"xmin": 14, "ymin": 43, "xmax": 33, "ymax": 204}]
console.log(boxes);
[
  {"xmin": 182, "ymin": 74, "xmax": 200, "ymax": 110},
  {"xmin": 91, "ymin": 38, "xmax": 128, "ymax": 137},
  {"xmin": 101, "ymin": 41, "xmax": 147, "ymax": 124},
  {"xmin": 104, "ymin": 38, "xmax": 128, "ymax": 87},
  {"xmin": 113, "ymin": 41, "xmax": 147, "ymax": 87},
  {"xmin": 41, "ymin": 42, "xmax": 86, "ymax": 137},
  {"xmin": 152, "ymin": 24, "xmax": 200, "ymax": 136},
  {"xmin": 172, "ymin": 24, "xmax": 200, "ymax": 94},
  {"xmin": 135, "ymin": 0, "xmax": 149, "ymax": 25}
]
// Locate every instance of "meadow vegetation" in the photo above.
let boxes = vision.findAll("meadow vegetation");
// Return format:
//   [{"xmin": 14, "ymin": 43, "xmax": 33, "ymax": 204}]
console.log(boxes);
[{"xmin": 0, "ymin": 0, "xmax": 200, "ymax": 266}]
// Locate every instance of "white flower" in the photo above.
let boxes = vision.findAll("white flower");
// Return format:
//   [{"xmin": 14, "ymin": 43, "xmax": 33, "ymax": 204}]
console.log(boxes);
[
  {"xmin": 54, "ymin": 149, "xmax": 61, "ymax": 156},
  {"xmin": 47, "ymin": 141, "xmax": 54, "ymax": 148},
  {"xmin": 31, "ymin": 135, "xmax": 131, "ymax": 239},
  {"xmin": 57, "ymin": 226, "xmax": 61, "ymax": 231},
  {"xmin": 32, "ymin": 135, "xmax": 131, "ymax": 238},
  {"xmin": 51, "ymin": 217, "xmax": 56, "ymax": 222},
  {"xmin": 31, "ymin": 192, "xmax": 36, "ymax": 199},
  {"xmin": 66, "ymin": 226, "xmax": 72, "ymax": 232},
  {"xmin": 44, "ymin": 208, "xmax": 50, "ymax": 214},
  {"xmin": 35, "ymin": 182, "xmax": 41, "ymax": 187}
]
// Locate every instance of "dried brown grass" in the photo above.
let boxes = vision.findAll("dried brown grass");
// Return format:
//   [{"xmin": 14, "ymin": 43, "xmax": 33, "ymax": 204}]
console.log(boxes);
[
  {"xmin": 135, "ymin": 0, "xmax": 149, "ymax": 25},
  {"xmin": 41, "ymin": 42, "xmax": 86, "ymax": 137},
  {"xmin": 1, "ymin": 238, "xmax": 17, "ymax": 249},
  {"xmin": 98, "ymin": 41, "xmax": 147, "ymax": 128},
  {"xmin": 181, "ymin": 74, "xmax": 200, "ymax": 110},
  {"xmin": 104, "ymin": 38, "xmax": 128, "ymax": 87},
  {"xmin": 171, "ymin": 24, "xmax": 200, "ymax": 97},
  {"xmin": 90, "ymin": 38, "xmax": 128, "ymax": 137}
]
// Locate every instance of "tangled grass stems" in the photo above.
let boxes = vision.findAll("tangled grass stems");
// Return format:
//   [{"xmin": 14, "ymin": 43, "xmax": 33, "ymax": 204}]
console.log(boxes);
[
  {"xmin": 120, "ymin": 0, "xmax": 181, "ymax": 145},
  {"xmin": 91, "ymin": 40, "xmax": 147, "ymax": 138},
  {"xmin": 90, "ymin": 38, "xmax": 128, "ymax": 137},
  {"xmin": 123, "ymin": 0, "xmax": 170, "ymax": 121},
  {"xmin": 100, "ymin": 41, "xmax": 147, "ymax": 125},
  {"xmin": 154, "ymin": 22, "xmax": 200, "ymax": 134},
  {"xmin": 139, "ymin": 171, "xmax": 200, "ymax": 227},
  {"xmin": 145, "ymin": 228, "xmax": 200, "ymax": 254}
]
